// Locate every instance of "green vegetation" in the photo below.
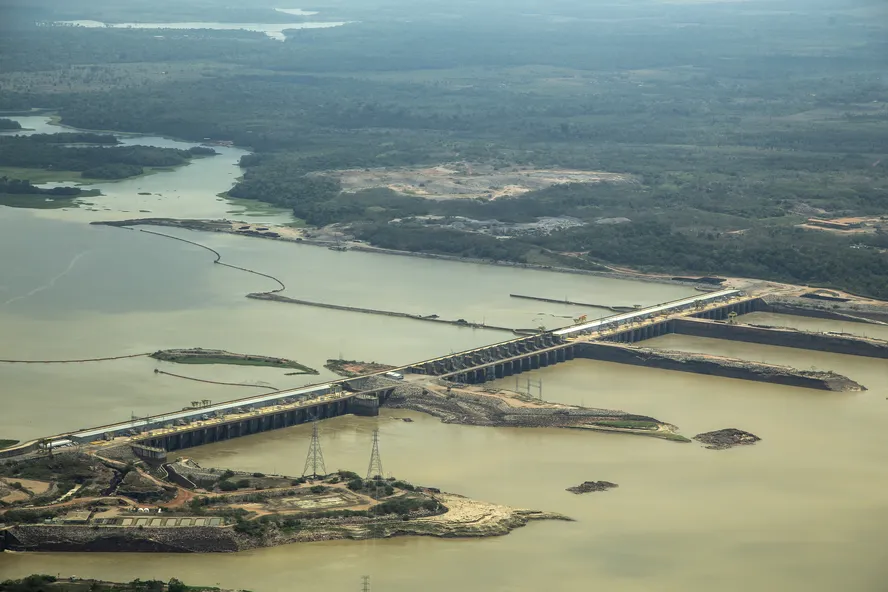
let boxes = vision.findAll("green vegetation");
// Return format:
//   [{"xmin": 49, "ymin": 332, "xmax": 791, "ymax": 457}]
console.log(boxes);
[
  {"xmin": 0, "ymin": 135, "xmax": 216, "ymax": 182},
  {"xmin": 0, "ymin": 575, "xmax": 219, "ymax": 592},
  {"xmin": 0, "ymin": 166, "xmax": 85, "ymax": 184},
  {"xmin": 0, "ymin": 508, "xmax": 60, "ymax": 525},
  {"xmin": 371, "ymin": 496, "xmax": 439, "ymax": 517},
  {"xmin": 25, "ymin": 132, "xmax": 118, "ymax": 144},
  {"xmin": 0, "ymin": 454, "xmax": 96, "ymax": 483},
  {"xmin": 1, "ymin": 177, "xmax": 96, "ymax": 197},
  {"xmin": 2, "ymin": 0, "xmax": 886, "ymax": 294},
  {"xmin": 0, "ymin": 439, "xmax": 20, "ymax": 449},
  {"xmin": 0, "ymin": 118, "xmax": 22, "ymax": 130},
  {"xmin": 592, "ymin": 420, "xmax": 661, "ymax": 431},
  {"xmin": 150, "ymin": 349, "xmax": 318, "ymax": 374}
]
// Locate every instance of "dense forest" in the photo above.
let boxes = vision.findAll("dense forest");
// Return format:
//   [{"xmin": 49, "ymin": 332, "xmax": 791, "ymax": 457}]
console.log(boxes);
[
  {"xmin": 0, "ymin": 117, "xmax": 22, "ymax": 130},
  {"xmin": 0, "ymin": 135, "xmax": 216, "ymax": 179},
  {"xmin": 0, "ymin": 176, "xmax": 83, "ymax": 195},
  {"xmin": 1, "ymin": 0, "xmax": 886, "ymax": 295}
]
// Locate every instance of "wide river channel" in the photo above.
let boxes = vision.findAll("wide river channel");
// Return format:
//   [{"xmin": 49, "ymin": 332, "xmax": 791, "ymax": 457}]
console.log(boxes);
[{"xmin": 1, "ymin": 117, "xmax": 887, "ymax": 591}]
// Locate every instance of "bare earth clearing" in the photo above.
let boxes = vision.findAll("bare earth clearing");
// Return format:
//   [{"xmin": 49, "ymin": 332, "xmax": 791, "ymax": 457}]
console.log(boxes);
[{"xmin": 311, "ymin": 163, "xmax": 634, "ymax": 200}]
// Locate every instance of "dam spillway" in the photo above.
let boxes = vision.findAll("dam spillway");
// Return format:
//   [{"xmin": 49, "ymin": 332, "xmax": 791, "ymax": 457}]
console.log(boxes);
[{"xmin": 6, "ymin": 287, "xmax": 880, "ymax": 457}]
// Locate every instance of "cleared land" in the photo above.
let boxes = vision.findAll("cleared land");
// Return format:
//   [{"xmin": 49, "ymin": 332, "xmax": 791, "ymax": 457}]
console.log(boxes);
[{"xmin": 312, "ymin": 163, "xmax": 633, "ymax": 200}]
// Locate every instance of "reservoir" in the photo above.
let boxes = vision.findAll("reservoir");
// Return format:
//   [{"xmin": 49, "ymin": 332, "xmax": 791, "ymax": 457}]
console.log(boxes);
[
  {"xmin": 50, "ymin": 20, "xmax": 348, "ymax": 41},
  {"xmin": 1, "ymin": 120, "xmax": 887, "ymax": 591}
]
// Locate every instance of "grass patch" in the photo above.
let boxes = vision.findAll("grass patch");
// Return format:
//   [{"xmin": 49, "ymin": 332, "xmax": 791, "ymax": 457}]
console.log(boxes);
[
  {"xmin": 163, "ymin": 356, "xmax": 315, "ymax": 372},
  {"xmin": 0, "ymin": 439, "xmax": 20, "ymax": 449},
  {"xmin": 0, "ymin": 189, "xmax": 101, "ymax": 209},
  {"xmin": 658, "ymin": 433, "xmax": 692, "ymax": 443},
  {"xmin": 0, "ymin": 194, "xmax": 78, "ymax": 209},
  {"xmin": 0, "ymin": 166, "xmax": 86, "ymax": 184},
  {"xmin": 592, "ymin": 420, "xmax": 661, "ymax": 431}
]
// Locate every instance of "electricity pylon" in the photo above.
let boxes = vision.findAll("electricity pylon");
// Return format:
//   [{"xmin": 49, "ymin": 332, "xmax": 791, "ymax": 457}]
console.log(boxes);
[
  {"xmin": 366, "ymin": 429, "xmax": 384, "ymax": 480},
  {"xmin": 361, "ymin": 576, "xmax": 371, "ymax": 592},
  {"xmin": 302, "ymin": 421, "xmax": 326, "ymax": 479}
]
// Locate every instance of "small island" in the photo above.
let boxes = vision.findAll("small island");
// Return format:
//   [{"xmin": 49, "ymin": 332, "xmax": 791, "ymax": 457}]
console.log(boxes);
[
  {"xmin": 150, "ymin": 348, "xmax": 318, "ymax": 374},
  {"xmin": 0, "ymin": 453, "xmax": 568, "ymax": 552},
  {"xmin": 0, "ymin": 134, "xmax": 218, "ymax": 188},
  {"xmin": 694, "ymin": 428, "xmax": 761, "ymax": 450},
  {"xmin": 566, "ymin": 481, "xmax": 618, "ymax": 494},
  {"xmin": 0, "ymin": 177, "xmax": 100, "ymax": 209}
]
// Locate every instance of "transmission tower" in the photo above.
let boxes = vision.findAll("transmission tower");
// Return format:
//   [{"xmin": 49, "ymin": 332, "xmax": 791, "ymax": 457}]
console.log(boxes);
[
  {"xmin": 361, "ymin": 576, "xmax": 371, "ymax": 592},
  {"xmin": 302, "ymin": 421, "xmax": 327, "ymax": 479},
  {"xmin": 366, "ymin": 429, "xmax": 384, "ymax": 481}
]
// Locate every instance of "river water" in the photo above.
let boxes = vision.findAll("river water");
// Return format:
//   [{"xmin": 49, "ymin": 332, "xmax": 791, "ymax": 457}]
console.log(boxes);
[
  {"xmin": 50, "ymin": 20, "xmax": 348, "ymax": 41},
  {"xmin": 1, "ymin": 118, "xmax": 888, "ymax": 591}
]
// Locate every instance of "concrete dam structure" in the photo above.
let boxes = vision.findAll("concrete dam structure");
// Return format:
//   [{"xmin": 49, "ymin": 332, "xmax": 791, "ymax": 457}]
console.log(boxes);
[{"xmin": 7, "ymin": 287, "xmax": 882, "ymax": 457}]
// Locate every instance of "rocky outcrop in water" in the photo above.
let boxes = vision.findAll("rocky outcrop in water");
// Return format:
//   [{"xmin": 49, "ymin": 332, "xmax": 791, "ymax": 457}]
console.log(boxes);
[
  {"xmin": 694, "ymin": 429, "xmax": 761, "ymax": 450},
  {"xmin": 566, "ymin": 481, "xmax": 618, "ymax": 494}
]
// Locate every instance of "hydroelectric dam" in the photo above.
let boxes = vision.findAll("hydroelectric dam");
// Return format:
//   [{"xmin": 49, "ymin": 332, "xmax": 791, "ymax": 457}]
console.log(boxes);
[{"xmin": 5, "ymin": 287, "xmax": 882, "ymax": 458}]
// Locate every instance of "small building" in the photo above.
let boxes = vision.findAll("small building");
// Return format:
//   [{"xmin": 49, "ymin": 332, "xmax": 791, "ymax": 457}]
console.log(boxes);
[{"xmin": 60, "ymin": 510, "xmax": 92, "ymax": 524}]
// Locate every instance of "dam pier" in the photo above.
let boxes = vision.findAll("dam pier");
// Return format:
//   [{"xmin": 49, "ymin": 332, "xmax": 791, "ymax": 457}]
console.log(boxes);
[{"xmin": 4, "ymin": 288, "xmax": 883, "ymax": 458}]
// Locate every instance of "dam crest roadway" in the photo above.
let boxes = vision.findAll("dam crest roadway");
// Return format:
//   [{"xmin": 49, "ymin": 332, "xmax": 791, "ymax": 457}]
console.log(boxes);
[{"xmin": 6, "ymin": 287, "xmax": 880, "ymax": 457}]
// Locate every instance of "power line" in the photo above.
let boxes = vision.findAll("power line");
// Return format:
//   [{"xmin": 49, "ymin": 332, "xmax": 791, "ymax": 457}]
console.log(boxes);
[{"xmin": 302, "ymin": 420, "xmax": 326, "ymax": 479}]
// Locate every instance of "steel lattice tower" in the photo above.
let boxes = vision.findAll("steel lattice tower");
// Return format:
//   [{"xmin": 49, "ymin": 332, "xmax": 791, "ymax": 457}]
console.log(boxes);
[
  {"xmin": 302, "ymin": 421, "xmax": 327, "ymax": 479},
  {"xmin": 366, "ymin": 429, "xmax": 384, "ymax": 480},
  {"xmin": 361, "ymin": 576, "xmax": 371, "ymax": 592}
]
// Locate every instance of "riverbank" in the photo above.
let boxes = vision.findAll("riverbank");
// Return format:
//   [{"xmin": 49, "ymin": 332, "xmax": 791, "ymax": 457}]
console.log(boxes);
[
  {"xmin": 0, "ymin": 575, "xmax": 238, "ymax": 592},
  {"xmin": 0, "ymin": 455, "xmax": 568, "ymax": 553},
  {"xmin": 90, "ymin": 218, "xmax": 712, "ymax": 289},
  {"xmin": 2, "ymin": 494, "xmax": 567, "ymax": 552}
]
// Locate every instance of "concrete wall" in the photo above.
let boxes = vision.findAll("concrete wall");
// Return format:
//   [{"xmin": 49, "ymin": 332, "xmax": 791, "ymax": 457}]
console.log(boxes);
[
  {"xmin": 0, "ymin": 441, "xmax": 38, "ymax": 459},
  {"xmin": 673, "ymin": 318, "xmax": 888, "ymax": 358}
]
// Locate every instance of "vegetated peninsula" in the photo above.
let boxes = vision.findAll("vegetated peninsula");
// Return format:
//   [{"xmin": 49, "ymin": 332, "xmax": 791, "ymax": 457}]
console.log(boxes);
[
  {"xmin": 0, "ymin": 176, "xmax": 100, "ymax": 209},
  {"xmin": 0, "ymin": 454, "xmax": 568, "ymax": 553},
  {"xmin": 150, "ymin": 348, "xmax": 318, "ymax": 374},
  {"xmin": 0, "ymin": 118, "xmax": 22, "ymax": 130},
  {"xmin": 0, "ymin": 134, "xmax": 217, "ymax": 183}
]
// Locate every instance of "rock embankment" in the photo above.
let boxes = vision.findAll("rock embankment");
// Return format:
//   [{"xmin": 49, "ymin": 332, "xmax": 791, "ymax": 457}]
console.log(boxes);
[
  {"xmin": 4, "ymin": 525, "xmax": 238, "ymax": 553},
  {"xmin": 372, "ymin": 377, "xmax": 687, "ymax": 441},
  {"xmin": 3, "ymin": 496, "xmax": 568, "ymax": 553},
  {"xmin": 694, "ymin": 429, "xmax": 761, "ymax": 450},
  {"xmin": 576, "ymin": 342, "xmax": 865, "ymax": 392},
  {"xmin": 235, "ymin": 493, "xmax": 570, "ymax": 549},
  {"xmin": 566, "ymin": 481, "xmax": 618, "ymax": 494}
]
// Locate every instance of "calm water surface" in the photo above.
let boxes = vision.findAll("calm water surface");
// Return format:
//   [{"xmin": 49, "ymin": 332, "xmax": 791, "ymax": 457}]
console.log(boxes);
[
  {"xmin": 1, "ymin": 122, "xmax": 887, "ymax": 591},
  {"xmin": 51, "ymin": 20, "xmax": 348, "ymax": 41}
]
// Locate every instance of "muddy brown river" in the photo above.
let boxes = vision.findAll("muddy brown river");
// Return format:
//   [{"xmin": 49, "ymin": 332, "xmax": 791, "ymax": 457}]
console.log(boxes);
[{"xmin": 1, "ymin": 119, "xmax": 887, "ymax": 591}]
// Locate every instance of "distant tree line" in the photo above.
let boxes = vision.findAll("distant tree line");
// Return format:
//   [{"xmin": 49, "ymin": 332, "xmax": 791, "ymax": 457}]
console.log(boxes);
[
  {"xmin": 0, "ymin": 135, "xmax": 216, "ymax": 180},
  {"xmin": 0, "ymin": 176, "xmax": 82, "ymax": 195}
]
